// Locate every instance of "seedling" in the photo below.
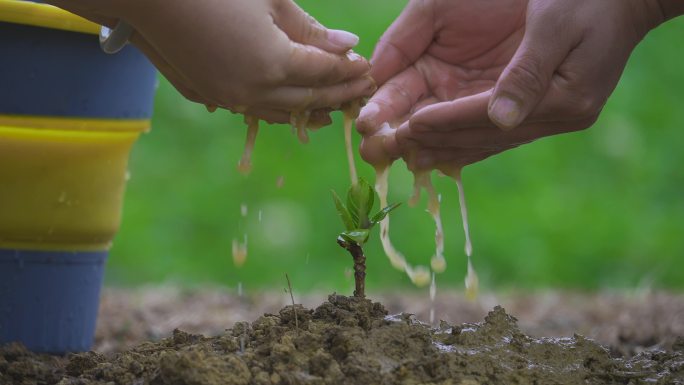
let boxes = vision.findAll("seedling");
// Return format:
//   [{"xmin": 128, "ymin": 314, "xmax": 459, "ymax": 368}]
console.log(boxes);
[
  {"xmin": 332, "ymin": 178, "xmax": 401, "ymax": 298},
  {"xmin": 284, "ymin": 273, "xmax": 299, "ymax": 334}
]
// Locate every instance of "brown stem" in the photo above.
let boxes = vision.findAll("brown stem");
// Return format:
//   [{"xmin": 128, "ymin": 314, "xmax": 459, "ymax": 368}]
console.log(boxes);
[
  {"xmin": 285, "ymin": 273, "xmax": 299, "ymax": 334},
  {"xmin": 337, "ymin": 238, "xmax": 366, "ymax": 298}
]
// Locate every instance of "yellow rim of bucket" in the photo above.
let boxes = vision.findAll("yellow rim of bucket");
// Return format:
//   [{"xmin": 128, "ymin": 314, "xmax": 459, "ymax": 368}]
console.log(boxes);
[
  {"xmin": 0, "ymin": 0, "xmax": 99, "ymax": 35},
  {"xmin": 0, "ymin": 124, "xmax": 139, "ymax": 252},
  {"xmin": 0, "ymin": 124, "xmax": 141, "ymax": 143},
  {"xmin": 0, "ymin": 241, "xmax": 111, "ymax": 252},
  {"xmin": 0, "ymin": 115, "xmax": 151, "ymax": 133}
]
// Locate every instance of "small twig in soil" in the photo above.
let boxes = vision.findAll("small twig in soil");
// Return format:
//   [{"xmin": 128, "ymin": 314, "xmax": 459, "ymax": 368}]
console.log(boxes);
[
  {"xmin": 337, "ymin": 238, "xmax": 366, "ymax": 298},
  {"xmin": 285, "ymin": 273, "xmax": 299, "ymax": 334}
]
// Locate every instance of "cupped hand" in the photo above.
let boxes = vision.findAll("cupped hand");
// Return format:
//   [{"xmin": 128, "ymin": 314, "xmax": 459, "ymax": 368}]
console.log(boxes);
[
  {"xmin": 50, "ymin": 0, "xmax": 374, "ymax": 124},
  {"xmin": 358, "ymin": 0, "xmax": 664, "ymax": 172}
]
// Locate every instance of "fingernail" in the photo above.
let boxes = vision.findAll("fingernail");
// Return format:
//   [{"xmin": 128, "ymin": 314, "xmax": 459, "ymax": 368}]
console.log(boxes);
[
  {"xmin": 489, "ymin": 96, "xmax": 521, "ymax": 130},
  {"xmin": 328, "ymin": 29, "xmax": 359, "ymax": 48},
  {"xmin": 346, "ymin": 51, "xmax": 364, "ymax": 62}
]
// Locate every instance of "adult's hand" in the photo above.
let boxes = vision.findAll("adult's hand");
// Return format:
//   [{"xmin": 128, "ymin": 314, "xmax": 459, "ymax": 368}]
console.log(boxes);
[
  {"xmin": 357, "ymin": 0, "xmax": 667, "ymax": 172},
  {"xmin": 48, "ymin": 0, "xmax": 374, "ymax": 124}
]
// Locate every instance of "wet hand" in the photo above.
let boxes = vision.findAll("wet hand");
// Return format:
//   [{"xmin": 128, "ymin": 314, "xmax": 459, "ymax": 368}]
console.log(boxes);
[
  {"xmin": 50, "ymin": 0, "xmax": 374, "ymax": 124},
  {"xmin": 357, "ymin": 0, "xmax": 527, "ymax": 170},
  {"xmin": 357, "ymin": 0, "xmax": 665, "ymax": 171}
]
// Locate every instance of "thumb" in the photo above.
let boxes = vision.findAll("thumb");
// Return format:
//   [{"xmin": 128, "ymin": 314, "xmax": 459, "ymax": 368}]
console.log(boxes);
[
  {"xmin": 360, "ymin": 122, "xmax": 402, "ymax": 168},
  {"xmin": 272, "ymin": 0, "xmax": 359, "ymax": 54},
  {"xmin": 489, "ymin": 22, "xmax": 571, "ymax": 130}
]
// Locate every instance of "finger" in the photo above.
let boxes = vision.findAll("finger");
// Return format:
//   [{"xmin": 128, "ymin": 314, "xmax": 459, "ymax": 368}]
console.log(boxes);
[
  {"xmin": 409, "ymin": 147, "xmax": 505, "ymax": 171},
  {"xmin": 405, "ymin": 114, "xmax": 594, "ymax": 150},
  {"xmin": 359, "ymin": 123, "xmax": 401, "ymax": 167},
  {"xmin": 357, "ymin": 66, "xmax": 428, "ymax": 135},
  {"xmin": 273, "ymin": 0, "xmax": 360, "ymax": 54},
  {"xmin": 285, "ymin": 46, "xmax": 370, "ymax": 86},
  {"xmin": 370, "ymin": 0, "xmax": 435, "ymax": 86},
  {"xmin": 398, "ymin": 90, "xmax": 547, "ymax": 151},
  {"xmin": 523, "ymin": 30, "xmax": 617, "ymax": 124},
  {"xmin": 397, "ymin": 119, "xmax": 514, "ymax": 171},
  {"xmin": 489, "ymin": 8, "xmax": 578, "ymax": 130},
  {"xmin": 410, "ymin": 90, "xmax": 493, "ymax": 132},
  {"xmin": 255, "ymin": 75, "xmax": 376, "ymax": 111}
]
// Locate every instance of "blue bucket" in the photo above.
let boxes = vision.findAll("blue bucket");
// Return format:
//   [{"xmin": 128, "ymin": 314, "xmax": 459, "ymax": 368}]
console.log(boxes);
[
  {"xmin": 0, "ymin": 22, "xmax": 157, "ymax": 119},
  {"xmin": 0, "ymin": 250, "xmax": 107, "ymax": 353},
  {"xmin": 0, "ymin": 1, "xmax": 157, "ymax": 354}
]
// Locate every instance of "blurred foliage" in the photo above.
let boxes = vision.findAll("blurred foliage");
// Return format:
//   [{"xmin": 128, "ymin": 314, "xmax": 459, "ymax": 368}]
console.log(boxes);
[{"xmin": 107, "ymin": 0, "xmax": 684, "ymax": 292}]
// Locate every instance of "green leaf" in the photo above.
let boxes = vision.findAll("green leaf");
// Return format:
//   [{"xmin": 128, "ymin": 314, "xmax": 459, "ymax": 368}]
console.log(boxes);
[
  {"xmin": 346, "ymin": 186, "xmax": 362, "ymax": 227},
  {"xmin": 338, "ymin": 234, "xmax": 353, "ymax": 245},
  {"xmin": 370, "ymin": 202, "xmax": 402, "ymax": 226},
  {"xmin": 342, "ymin": 229, "xmax": 370, "ymax": 245},
  {"xmin": 332, "ymin": 190, "xmax": 355, "ymax": 231},
  {"xmin": 347, "ymin": 178, "xmax": 375, "ymax": 229}
]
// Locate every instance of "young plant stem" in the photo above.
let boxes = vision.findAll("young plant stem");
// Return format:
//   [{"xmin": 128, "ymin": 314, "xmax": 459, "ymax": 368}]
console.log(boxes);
[
  {"xmin": 285, "ymin": 273, "xmax": 299, "ymax": 334},
  {"xmin": 337, "ymin": 238, "xmax": 366, "ymax": 298}
]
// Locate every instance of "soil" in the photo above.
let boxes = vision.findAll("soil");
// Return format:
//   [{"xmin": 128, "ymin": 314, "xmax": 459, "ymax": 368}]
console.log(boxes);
[
  {"xmin": 2, "ymin": 291, "xmax": 683, "ymax": 385},
  {"xmin": 94, "ymin": 287, "xmax": 684, "ymax": 357}
]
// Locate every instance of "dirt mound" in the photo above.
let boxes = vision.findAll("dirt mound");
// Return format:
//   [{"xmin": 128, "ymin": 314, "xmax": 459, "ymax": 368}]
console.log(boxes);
[{"xmin": 2, "ymin": 294, "xmax": 683, "ymax": 385}]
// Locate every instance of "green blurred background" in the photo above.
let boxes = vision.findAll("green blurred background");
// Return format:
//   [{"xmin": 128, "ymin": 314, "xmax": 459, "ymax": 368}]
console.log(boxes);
[{"xmin": 106, "ymin": 1, "xmax": 684, "ymax": 293}]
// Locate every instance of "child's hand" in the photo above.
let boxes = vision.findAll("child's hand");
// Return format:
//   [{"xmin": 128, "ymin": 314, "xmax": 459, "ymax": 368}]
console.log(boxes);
[{"xmin": 49, "ymin": 0, "xmax": 374, "ymax": 123}]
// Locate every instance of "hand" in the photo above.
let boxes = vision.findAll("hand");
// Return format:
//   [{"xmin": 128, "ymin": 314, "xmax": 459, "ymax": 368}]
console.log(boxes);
[
  {"xmin": 49, "ymin": 0, "xmax": 374, "ymax": 124},
  {"xmin": 357, "ymin": 0, "xmax": 665, "ymax": 172}
]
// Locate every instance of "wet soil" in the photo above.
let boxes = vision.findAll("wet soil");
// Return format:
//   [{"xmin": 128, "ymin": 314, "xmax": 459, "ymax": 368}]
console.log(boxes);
[
  {"xmin": 94, "ymin": 287, "xmax": 684, "ymax": 357},
  {"xmin": 2, "ymin": 293, "xmax": 683, "ymax": 385}
]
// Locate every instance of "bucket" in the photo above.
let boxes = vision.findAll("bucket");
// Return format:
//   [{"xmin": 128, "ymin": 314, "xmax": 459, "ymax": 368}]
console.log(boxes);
[{"xmin": 0, "ymin": 0, "xmax": 157, "ymax": 353}]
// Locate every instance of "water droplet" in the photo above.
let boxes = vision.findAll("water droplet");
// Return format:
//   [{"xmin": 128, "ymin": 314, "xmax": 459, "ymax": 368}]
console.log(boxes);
[
  {"xmin": 465, "ymin": 257, "xmax": 479, "ymax": 301},
  {"xmin": 232, "ymin": 237, "xmax": 248, "ymax": 267},
  {"xmin": 429, "ymin": 273, "xmax": 436, "ymax": 301},
  {"xmin": 238, "ymin": 117, "xmax": 259, "ymax": 175},
  {"xmin": 408, "ymin": 266, "xmax": 430, "ymax": 287}
]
